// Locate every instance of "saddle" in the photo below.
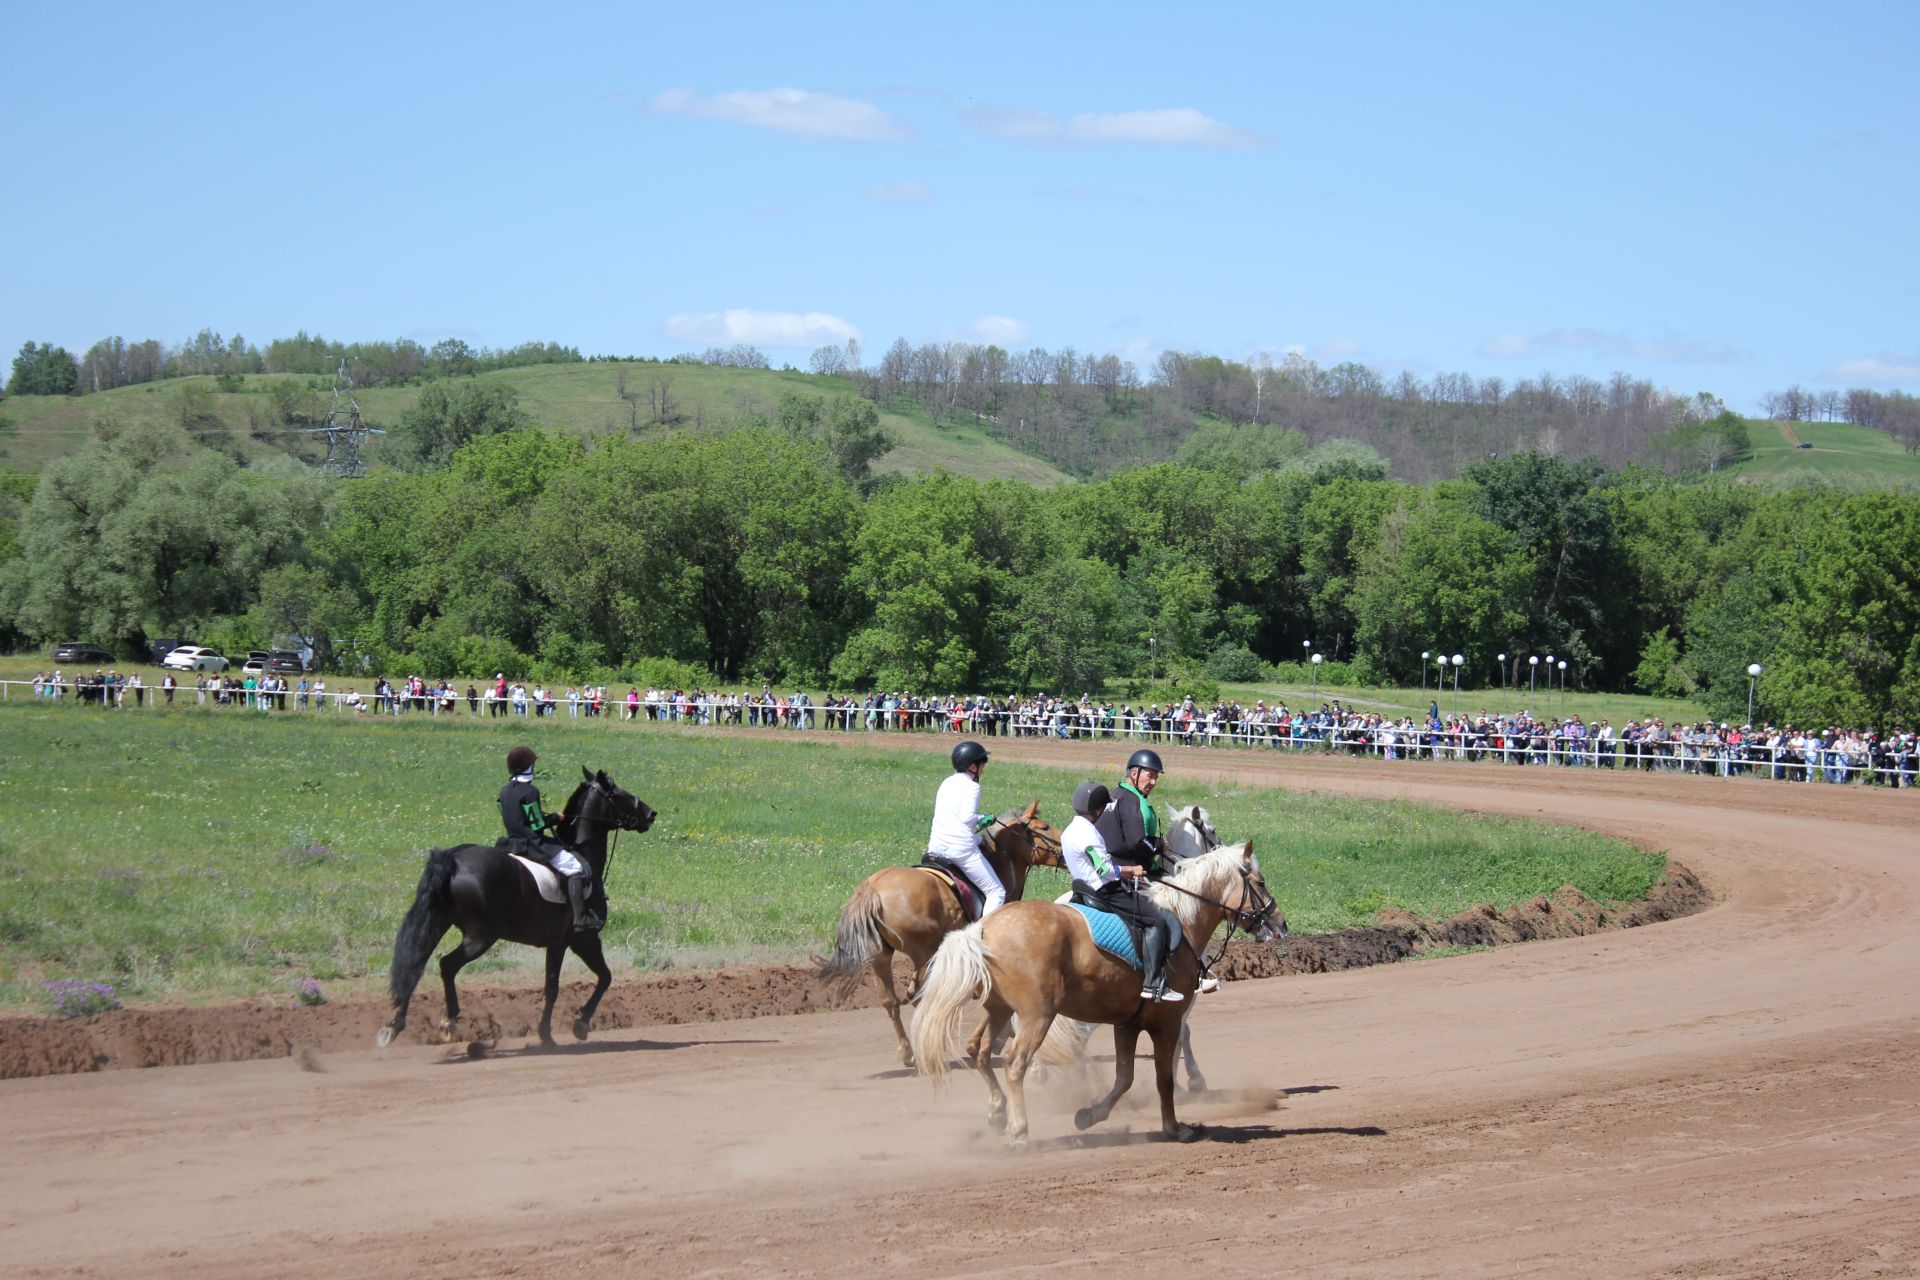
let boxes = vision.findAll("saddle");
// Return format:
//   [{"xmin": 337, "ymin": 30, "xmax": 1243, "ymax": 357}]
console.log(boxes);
[{"xmin": 917, "ymin": 856, "xmax": 983, "ymax": 922}]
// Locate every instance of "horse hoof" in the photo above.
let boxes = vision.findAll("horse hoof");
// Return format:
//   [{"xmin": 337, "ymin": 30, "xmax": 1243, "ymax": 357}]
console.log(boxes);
[
  {"xmin": 1173, "ymin": 1122, "xmax": 1207, "ymax": 1144},
  {"xmin": 1007, "ymin": 1137, "xmax": 1029, "ymax": 1153},
  {"xmin": 436, "ymin": 1019, "xmax": 457, "ymax": 1044},
  {"xmin": 572, "ymin": 1019, "xmax": 591, "ymax": 1042},
  {"xmin": 1073, "ymin": 1107, "xmax": 1096, "ymax": 1131},
  {"xmin": 375, "ymin": 1025, "xmax": 396, "ymax": 1049},
  {"xmin": 987, "ymin": 1108, "xmax": 1008, "ymax": 1132},
  {"xmin": 1184, "ymin": 1075, "xmax": 1209, "ymax": 1096},
  {"xmin": 466, "ymin": 1040, "xmax": 492, "ymax": 1060}
]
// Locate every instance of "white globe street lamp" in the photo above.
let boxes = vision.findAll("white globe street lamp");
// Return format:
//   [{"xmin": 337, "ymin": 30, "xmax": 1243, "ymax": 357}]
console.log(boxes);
[
  {"xmin": 1557, "ymin": 659, "xmax": 1567, "ymax": 710},
  {"xmin": 1311, "ymin": 652, "xmax": 1323, "ymax": 694},
  {"xmin": 1497, "ymin": 652, "xmax": 1507, "ymax": 693},
  {"xmin": 1421, "ymin": 650, "xmax": 1430, "ymax": 694},
  {"xmin": 1529, "ymin": 654, "xmax": 1539, "ymax": 696},
  {"xmin": 1450, "ymin": 653, "xmax": 1464, "ymax": 719},
  {"xmin": 1747, "ymin": 662, "xmax": 1764, "ymax": 726}
]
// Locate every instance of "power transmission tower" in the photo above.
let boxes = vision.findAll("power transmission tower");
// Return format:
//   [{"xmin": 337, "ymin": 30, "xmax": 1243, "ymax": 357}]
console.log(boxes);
[{"xmin": 318, "ymin": 358, "xmax": 378, "ymax": 477}]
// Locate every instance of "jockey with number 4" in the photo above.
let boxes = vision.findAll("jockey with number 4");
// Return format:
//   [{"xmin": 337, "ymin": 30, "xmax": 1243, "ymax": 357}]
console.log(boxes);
[
  {"xmin": 925, "ymin": 740, "xmax": 1006, "ymax": 917},
  {"xmin": 499, "ymin": 745, "xmax": 602, "ymax": 933}
]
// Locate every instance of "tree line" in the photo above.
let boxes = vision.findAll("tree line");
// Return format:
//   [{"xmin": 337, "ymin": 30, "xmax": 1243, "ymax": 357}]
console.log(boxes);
[
  {"xmin": 2, "ymin": 406, "xmax": 1914, "ymax": 730},
  {"xmin": 6, "ymin": 331, "xmax": 583, "ymax": 396}
]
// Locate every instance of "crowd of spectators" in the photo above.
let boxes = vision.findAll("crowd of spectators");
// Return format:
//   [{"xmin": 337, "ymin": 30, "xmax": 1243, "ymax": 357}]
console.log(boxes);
[{"xmin": 16, "ymin": 671, "xmax": 1915, "ymax": 788}]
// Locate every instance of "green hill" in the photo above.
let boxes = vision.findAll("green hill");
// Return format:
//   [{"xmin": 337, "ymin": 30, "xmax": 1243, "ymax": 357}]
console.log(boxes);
[
  {"xmin": 1726, "ymin": 418, "xmax": 1920, "ymax": 489},
  {"xmin": 0, "ymin": 363, "xmax": 1074, "ymax": 486}
]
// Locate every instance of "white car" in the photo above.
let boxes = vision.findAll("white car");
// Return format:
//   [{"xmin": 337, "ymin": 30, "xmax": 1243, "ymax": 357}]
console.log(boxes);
[{"xmin": 162, "ymin": 646, "xmax": 229, "ymax": 673}]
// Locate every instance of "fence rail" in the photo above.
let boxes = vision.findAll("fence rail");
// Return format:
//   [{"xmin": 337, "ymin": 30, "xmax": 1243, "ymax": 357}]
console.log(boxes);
[{"xmin": 7, "ymin": 677, "xmax": 1914, "ymax": 789}]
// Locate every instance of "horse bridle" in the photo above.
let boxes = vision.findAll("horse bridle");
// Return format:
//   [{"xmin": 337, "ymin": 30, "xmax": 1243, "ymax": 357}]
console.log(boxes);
[{"xmin": 985, "ymin": 813, "xmax": 1065, "ymax": 867}]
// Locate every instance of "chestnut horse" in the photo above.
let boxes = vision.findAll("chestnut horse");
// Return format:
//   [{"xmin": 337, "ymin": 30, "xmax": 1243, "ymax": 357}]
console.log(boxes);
[
  {"xmin": 817, "ymin": 802, "xmax": 1064, "ymax": 1067},
  {"xmin": 911, "ymin": 841, "xmax": 1286, "ymax": 1147}
]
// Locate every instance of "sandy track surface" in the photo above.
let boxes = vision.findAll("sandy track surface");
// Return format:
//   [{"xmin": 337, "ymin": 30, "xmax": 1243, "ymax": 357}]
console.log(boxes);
[{"xmin": 4, "ymin": 740, "xmax": 1916, "ymax": 1278}]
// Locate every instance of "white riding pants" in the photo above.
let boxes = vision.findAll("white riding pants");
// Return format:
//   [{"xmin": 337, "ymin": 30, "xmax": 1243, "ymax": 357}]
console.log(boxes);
[{"xmin": 940, "ymin": 841, "xmax": 1006, "ymax": 915}]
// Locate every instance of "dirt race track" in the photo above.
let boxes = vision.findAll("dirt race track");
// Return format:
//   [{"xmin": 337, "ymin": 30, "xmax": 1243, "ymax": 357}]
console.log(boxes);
[{"xmin": 3, "ymin": 738, "xmax": 1916, "ymax": 1279}]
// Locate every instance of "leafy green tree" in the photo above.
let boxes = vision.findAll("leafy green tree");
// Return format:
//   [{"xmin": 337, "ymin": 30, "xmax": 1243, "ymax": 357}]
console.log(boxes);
[
  {"xmin": 1297, "ymin": 475, "xmax": 1401, "ymax": 657},
  {"xmin": 1630, "ymin": 626, "xmax": 1692, "ymax": 697},
  {"xmin": 1174, "ymin": 421, "xmax": 1309, "ymax": 477},
  {"xmin": 7, "ymin": 341, "xmax": 79, "ymax": 396},
  {"xmin": 391, "ymin": 382, "xmax": 528, "ymax": 469},
  {"xmin": 1350, "ymin": 493, "xmax": 1530, "ymax": 681}
]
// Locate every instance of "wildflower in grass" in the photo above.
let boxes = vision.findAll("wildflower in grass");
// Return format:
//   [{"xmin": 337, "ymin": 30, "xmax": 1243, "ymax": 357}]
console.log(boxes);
[
  {"xmin": 43, "ymin": 979, "xmax": 122, "ymax": 1018},
  {"xmin": 293, "ymin": 977, "xmax": 327, "ymax": 1007}
]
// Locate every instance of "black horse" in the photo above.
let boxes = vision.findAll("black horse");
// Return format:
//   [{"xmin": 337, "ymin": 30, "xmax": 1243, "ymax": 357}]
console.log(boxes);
[{"xmin": 379, "ymin": 768, "xmax": 657, "ymax": 1049}]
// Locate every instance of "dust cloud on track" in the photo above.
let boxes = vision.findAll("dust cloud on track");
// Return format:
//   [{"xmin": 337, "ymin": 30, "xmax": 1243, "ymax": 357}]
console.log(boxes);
[{"xmin": 3, "ymin": 736, "xmax": 1915, "ymax": 1278}]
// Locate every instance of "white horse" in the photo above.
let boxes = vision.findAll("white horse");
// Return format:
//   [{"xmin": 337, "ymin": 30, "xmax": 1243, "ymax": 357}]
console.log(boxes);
[{"xmin": 1041, "ymin": 804, "xmax": 1223, "ymax": 1091}]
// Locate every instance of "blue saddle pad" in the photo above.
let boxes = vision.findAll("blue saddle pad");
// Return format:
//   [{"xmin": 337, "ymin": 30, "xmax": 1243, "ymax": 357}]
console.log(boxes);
[{"xmin": 1068, "ymin": 903, "xmax": 1142, "ymax": 971}]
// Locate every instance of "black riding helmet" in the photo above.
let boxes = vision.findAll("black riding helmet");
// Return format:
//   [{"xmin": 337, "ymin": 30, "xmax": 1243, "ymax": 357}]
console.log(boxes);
[
  {"xmin": 1072, "ymin": 780, "xmax": 1111, "ymax": 817},
  {"xmin": 1126, "ymin": 747, "xmax": 1165, "ymax": 774},
  {"xmin": 951, "ymin": 739, "xmax": 990, "ymax": 771},
  {"xmin": 506, "ymin": 744, "xmax": 537, "ymax": 775}
]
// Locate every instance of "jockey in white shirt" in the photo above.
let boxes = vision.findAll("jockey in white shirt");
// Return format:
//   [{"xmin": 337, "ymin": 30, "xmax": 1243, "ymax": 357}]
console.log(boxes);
[{"xmin": 927, "ymin": 740, "xmax": 1005, "ymax": 916}]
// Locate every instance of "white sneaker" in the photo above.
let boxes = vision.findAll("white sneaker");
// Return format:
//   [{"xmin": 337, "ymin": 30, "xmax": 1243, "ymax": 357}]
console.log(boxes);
[
  {"xmin": 1197, "ymin": 975, "xmax": 1221, "ymax": 995},
  {"xmin": 1142, "ymin": 985, "xmax": 1186, "ymax": 1003}
]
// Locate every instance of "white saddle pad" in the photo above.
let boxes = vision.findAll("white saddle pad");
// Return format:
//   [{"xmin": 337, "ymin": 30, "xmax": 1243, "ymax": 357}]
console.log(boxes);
[{"xmin": 510, "ymin": 854, "xmax": 567, "ymax": 904}]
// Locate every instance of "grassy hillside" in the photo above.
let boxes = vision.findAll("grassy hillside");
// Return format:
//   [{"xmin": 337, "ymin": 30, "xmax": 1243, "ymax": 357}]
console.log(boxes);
[
  {"xmin": 1726, "ymin": 417, "xmax": 1920, "ymax": 489},
  {"xmin": 0, "ymin": 364, "xmax": 1073, "ymax": 487}
]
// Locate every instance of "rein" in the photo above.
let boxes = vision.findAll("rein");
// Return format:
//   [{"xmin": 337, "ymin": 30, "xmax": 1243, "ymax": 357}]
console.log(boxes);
[{"xmin": 1153, "ymin": 865, "xmax": 1279, "ymax": 975}]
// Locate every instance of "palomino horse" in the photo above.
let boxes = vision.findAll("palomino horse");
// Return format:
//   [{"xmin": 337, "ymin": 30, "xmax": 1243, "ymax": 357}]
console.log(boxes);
[
  {"xmin": 912, "ymin": 841, "xmax": 1286, "ymax": 1147},
  {"xmin": 379, "ymin": 769, "xmax": 656, "ymax": 1049},
  {"xmin": 817, "ymin": 803, "xmax": 1064, "ymax": 1067}
]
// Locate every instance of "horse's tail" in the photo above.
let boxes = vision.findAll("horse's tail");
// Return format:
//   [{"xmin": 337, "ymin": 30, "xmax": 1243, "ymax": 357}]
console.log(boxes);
[
  {"xmin": 389, "ymin": 846, "xmax": 457, "ymax": 1011},
  {"xmin": 908, "ymin": 922, "xmax": 992, "ymax": 1087},
  {"xmin": 1037, "ymin": 1015, "xmax": 1096, "ymax": 1067},
  {"xmin": 814, "ymin": 878, "xmax": 885, "ymax": 995}
]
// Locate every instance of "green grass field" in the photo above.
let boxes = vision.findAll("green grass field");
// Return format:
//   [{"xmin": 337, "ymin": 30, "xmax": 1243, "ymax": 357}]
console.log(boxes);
[
  {"xmin": 0, "ymin": 700, "xmax": 1663, "ymax": 1010},
  {"xmin": 0, "ymin": 365, "xmax": 1073, "ymax": 487},
  {"xmin": 1727, "ymin": 418, "xmax": 1920, "ymax": 489}
]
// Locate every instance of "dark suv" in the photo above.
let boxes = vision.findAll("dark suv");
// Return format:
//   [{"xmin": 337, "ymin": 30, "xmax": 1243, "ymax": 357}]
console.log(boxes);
[
  {"xmin": 265, "ymin": 651, "xmax": 309, "ymax": 674},
  {"xmin": 54, "ymin": 641, "xmax": 115, "ymax": 664}
]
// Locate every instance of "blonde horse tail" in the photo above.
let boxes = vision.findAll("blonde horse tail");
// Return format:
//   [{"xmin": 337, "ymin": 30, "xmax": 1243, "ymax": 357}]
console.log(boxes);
[
  {"xmin": 1036, "ymin": 1015, "xmax": 1096, "ymax": 1067},
  {"xmin": 909, "ymin": 922, "xmax": 992, "ymax": 1086},
  {"xmin": 814, "ymin": 879, "xmax": 885, "ymax": 995}
]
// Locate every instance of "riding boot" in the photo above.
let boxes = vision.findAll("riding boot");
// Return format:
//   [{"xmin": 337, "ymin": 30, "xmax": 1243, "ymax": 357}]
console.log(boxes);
[
  {"xmin": 1139, "ymin": 927, "xmax": 1183, "ymax": 1003},
  {"xmin": 565, "ymin": 874, "xmax": 603, "ymax": 933}
]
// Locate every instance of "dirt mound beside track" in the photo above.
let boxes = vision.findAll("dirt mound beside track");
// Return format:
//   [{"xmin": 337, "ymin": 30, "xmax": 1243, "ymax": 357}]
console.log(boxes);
[{"xmin": 0, "ymin": 861, "xmax": 1707, "ymax": 1077}]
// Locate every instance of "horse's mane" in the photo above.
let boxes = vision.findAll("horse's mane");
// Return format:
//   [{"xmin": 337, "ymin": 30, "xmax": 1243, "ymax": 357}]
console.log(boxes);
[{"xmin": 1149, "ymin": 842, "xmax": 1255, "ymax": 933}]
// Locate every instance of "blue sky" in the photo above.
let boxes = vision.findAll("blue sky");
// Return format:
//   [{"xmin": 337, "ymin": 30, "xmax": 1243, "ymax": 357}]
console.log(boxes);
[{"xmin": 3, "ymin": 1, "xmax": 1914, "ymax": 411}]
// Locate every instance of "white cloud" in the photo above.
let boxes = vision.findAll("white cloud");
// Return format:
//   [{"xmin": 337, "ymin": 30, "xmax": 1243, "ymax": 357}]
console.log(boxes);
[
  {"xmin": 1066, "ymin": 108, "xmax": 1269, "ymax": 149},
  {"xmin": 865, "ymin": 179, "xmax": 934, "ymax": 203},
  {"xmin": 661, "ymin": 309, "xmax": 861, "ymax": 349},
  {"xmin": 648, "ymin": 87, "xmax": 908, "ymax": 142},
  {"xmin": 1818, "ymin": 353, "xmax": 1920, "ymax": 387},
  {"xmin": 965, "ymin": 103, "xmax": 1269, "ymax": 149},
  {"xmin": 1479, "ymin": 328, "xmax": 1740, "ymax": 364},
  {"xmin": 962, "ymin": 315, "xmax": 1030, "ymax": 345}
]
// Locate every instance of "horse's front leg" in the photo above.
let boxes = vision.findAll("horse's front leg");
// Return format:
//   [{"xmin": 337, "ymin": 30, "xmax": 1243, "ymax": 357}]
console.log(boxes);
[
  {"xmin": 1152, "ymin": 1024, "xmax": 1203, "ymax": 1141},
  {"xmin": 1179, "ymin": 1013, "xmax": 1207, "ymax": 1094},
  {"xmin": 570, "ymin": 934, "xmax": 614, "ymax": 1041},
  {"xmin": 1076, "ymin": 1022, "xmax": 1141, "ymax": 1132},
  {"xmin": 533, "ymin": 943, "xmax": 568, "ymax": 1046}
]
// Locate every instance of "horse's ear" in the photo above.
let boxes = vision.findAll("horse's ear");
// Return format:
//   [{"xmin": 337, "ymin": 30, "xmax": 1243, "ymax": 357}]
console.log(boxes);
[
  {"xmin": 1242, "ymin": 839, "xmax": 1255, "ymax": 860},
  {"xmin": 582, "ymin": 766, "xmax": 593, "ymax": 782},
  {"xmin": 1020, "ymin": 799, "xmax": 1038, "ymax": 823}
]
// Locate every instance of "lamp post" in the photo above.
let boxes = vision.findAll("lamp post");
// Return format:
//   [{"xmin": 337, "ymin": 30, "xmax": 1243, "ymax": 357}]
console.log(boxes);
[
  {"xmin": 1148, "ymin": 635, "xmax": 1156, "ymax": 686},
  {"xmin": 1421, "ymin": 650, "xmax": 1430, "ymax": 695},
  {"xmin": 1557, "ymin": 659, "xmax": 1567, "ymax": 711},
  {"xmin": 1497, "ymin": 653, "xmax": 1507, "ymax": 693},
  {"xmin": 1529, "ymin": 654, "xmax": 1539, "ymax": 696},
  {"xmin": 1747, "ymin": 662, "xmax": 1763, "ymax": 726},
  {"xmin": 1450, "ymin": 653, "xmax": 1464, "ymax": 719},
  {"xmin": 1311, "ymin": 652, "xmax": 1322, "ymax": 694}
]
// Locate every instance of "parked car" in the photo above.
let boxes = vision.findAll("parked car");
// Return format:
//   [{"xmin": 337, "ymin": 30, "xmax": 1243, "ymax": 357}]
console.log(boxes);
[
  {"xmin": 147, "ymin": 637, "xmax": 190, "ymax": 666},
  {"xmin": 265, "ymin": 651, "xmax": 309, "ymax": 674},
  {"xmin": 54, "ymin": 641, "xmax": 115, "ymax": 664},
  {"xmin": 162, "ymin": 646, "xmax": 229, "ymax": 673},
  {"xmin": 239, "ymin": 651, "xmax": 271, "ymax": 675}
]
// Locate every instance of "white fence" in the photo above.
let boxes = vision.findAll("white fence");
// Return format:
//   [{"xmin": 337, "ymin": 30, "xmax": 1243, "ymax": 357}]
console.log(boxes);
[{"xmin": 5, "ymin": 677, "xmax": 1914, "ymax": 787}]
